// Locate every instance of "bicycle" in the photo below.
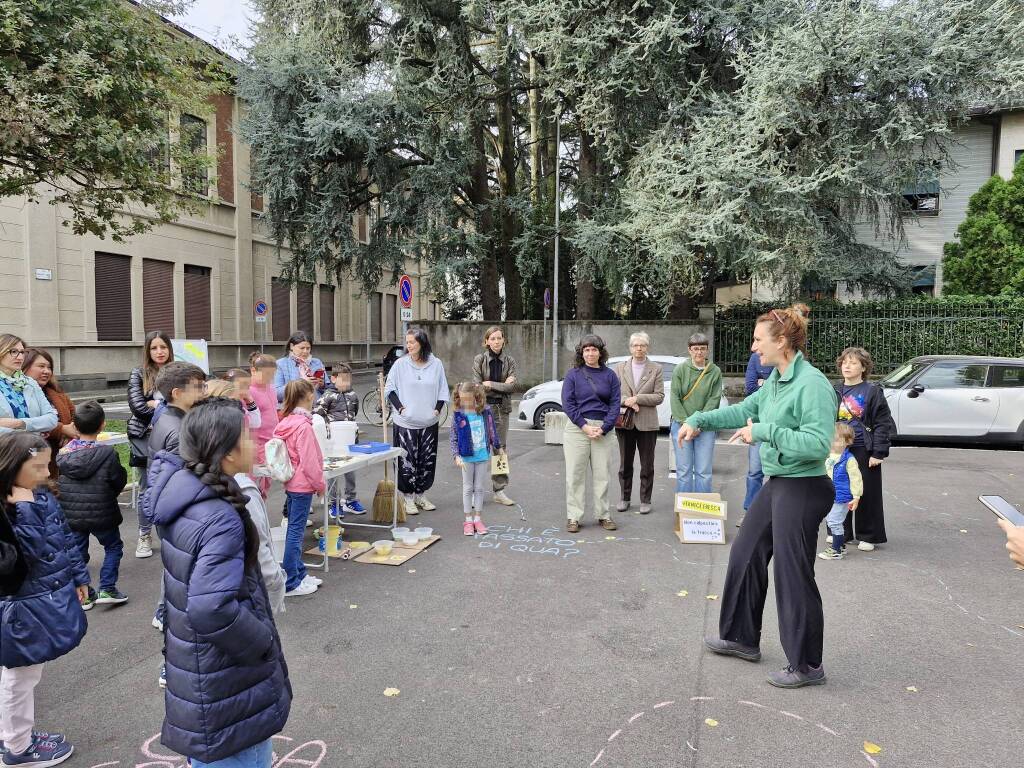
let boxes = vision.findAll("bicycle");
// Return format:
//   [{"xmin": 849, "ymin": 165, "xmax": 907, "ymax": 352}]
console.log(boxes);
[{"xmin": 362, "ymin": 389, "xmax": 449, "ymax": 428}]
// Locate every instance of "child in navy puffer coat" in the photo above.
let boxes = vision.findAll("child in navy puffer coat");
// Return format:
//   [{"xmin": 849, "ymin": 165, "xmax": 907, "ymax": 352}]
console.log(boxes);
[{"xmin": 0, "ymin": 432, "xmax": 86, "ymax": 767}]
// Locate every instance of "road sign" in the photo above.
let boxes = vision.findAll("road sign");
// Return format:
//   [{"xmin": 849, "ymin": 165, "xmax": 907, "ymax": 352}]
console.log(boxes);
[
  {"xmin": 254, "ymin": 301, "xmax": 268, "ymax": 317},
  {"xmin": 255, "ymin": 316, "xmax": 267, "ymax": 323},
  {"xmin": 399, "ymin": 275, "xmax": 413, "ymax": 308},
  {"xmin": 401, "ymin": 307, "xmax": 413, "ymax": 322},
  {"xmin": 543, "ymin": 288, "xmax": 551, "ymax": 308}
]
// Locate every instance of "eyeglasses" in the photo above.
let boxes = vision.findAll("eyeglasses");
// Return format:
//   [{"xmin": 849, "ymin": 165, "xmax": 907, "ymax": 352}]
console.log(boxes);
[{"xmin": 6, "ymin": 349, "xmax": 26, "ymax": 357}]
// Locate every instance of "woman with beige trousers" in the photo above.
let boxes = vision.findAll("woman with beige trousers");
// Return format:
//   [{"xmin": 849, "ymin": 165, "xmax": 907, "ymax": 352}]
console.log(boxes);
[
  {"xmin": 615, "ymin": 333, "xmax": 664, "ymax": 515},
  {"xmin": 561, "ymin": 335, "xmax": 621, "ymax": 534}
]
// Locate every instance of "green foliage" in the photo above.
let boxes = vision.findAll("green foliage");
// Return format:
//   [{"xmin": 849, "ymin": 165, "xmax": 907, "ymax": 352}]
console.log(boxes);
[
  {"xmin": 715, "ymin": 296, "xmax": 1024, "ymax": 374},
  {"xmin": 942, "ymin": 156, "xmax": 1024, "ymax": 295},
  {"xmin": 0, "ymin": 0, "xmax": 228, "ymax": 240}
]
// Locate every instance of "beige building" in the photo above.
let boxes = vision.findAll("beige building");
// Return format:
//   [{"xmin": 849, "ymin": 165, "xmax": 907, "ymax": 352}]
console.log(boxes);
[
  {"xmin": 736, "ymin": 106, "xmax": 1024, "ymax": 304},
  {"xmin": 0, "ymin": 28, "xmax": 438, "ymax": 390}
]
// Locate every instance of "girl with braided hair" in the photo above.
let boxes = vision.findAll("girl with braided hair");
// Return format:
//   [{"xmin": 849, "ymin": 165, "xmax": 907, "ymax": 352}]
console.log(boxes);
[{"xmin": 146, "ymin": 398, "xmax": 291, "ymax": 768}]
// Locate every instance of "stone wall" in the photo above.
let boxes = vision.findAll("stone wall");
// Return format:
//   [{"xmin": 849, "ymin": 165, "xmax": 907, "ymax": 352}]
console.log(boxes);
[{"xmin": 415, "ymin": 310, "xmax": 714, "ymax": 390}]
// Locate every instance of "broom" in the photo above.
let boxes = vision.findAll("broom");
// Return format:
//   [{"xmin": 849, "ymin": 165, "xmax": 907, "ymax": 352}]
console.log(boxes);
[{"xmin": 372, "ymin": 372, "xmax": 404, "ymax": 524}]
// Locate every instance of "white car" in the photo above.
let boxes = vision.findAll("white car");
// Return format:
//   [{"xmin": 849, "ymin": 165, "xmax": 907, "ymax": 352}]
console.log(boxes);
[
  {"xmin": 880, "ymin": 355, "xmax": 1024, "ymax": 446},
  {"xmin": 517, "ymin": 355, "xmax": 730, "ymax": 429}
]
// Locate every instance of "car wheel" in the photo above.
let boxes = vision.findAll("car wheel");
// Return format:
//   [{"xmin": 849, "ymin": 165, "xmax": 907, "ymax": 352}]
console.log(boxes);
[{"xmin": 533, "ymin": 403, "xmax": 562, "ymax": 430}]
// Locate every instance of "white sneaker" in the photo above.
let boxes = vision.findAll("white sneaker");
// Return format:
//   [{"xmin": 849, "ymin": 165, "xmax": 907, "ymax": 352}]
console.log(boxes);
[
  {"xmin": 414, "ymin": 495, "xmax": 436, "ymax": 511},
  {"xmin": 857, "ymin": 541, "xmax": 876, "ymax": 552},
  {"xmin": 303, "ymin": 575, "xmax": 323, "ymax": 587},
  {"xmin": 825, "ymin": 535, "xmax": 833, "ymax": 544},
  {"xmin": 152, "ymin": 617, "xmax": 164, "ymax": 632},
  {"xmin": 306, "ymin": 518, "xmax": 313, "ymax": 528},
  {"xmin": 493, "ymin": 491, "xmax": 515, "ymax": 506},
  {"xmin": 135, "ymin": 532, "xmax": 153, "ymax": 559},
  {"xmin": 286, "ymin": 581, "xmax": 318, "ymax": 597},
  {"xmin": 404, "ymin": 498, "xmax": 419, "ymax": 516}
]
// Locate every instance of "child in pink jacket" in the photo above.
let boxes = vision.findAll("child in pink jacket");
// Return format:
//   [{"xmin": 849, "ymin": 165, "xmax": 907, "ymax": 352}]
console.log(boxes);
[
  {"xmin": 273, "ymin": 379, "xmax": 325, "ymax": 597},
  {"xmin": 248, "ymin": 353, "xmax": 280, "ymax": 498}
]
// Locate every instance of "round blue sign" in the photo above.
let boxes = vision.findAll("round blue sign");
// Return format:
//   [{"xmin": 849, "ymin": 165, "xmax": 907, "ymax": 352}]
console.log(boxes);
[
  {"xmin": 254, "ymin": 301, "xmax": 268, "ymax": 316},
  {"xmin": 543, "ymin": 288, "xmax": 551, "ymax": 308},
  {"xmin": 399, "ymin": 275, "xmax": 413, "ymax": 307}
]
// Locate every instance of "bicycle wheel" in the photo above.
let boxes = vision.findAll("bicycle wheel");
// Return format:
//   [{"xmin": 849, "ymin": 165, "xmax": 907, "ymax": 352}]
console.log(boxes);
[
  {"xmin": 362, "ymin": 390, "xmax": 384, "ymax": 427},
  {"xmin": 437, "ymin": 401, "xmax": 449, "ymax": 426}
]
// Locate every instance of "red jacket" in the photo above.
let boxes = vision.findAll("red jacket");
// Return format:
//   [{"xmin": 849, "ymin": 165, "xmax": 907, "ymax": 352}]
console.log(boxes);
[{"xmin": 273, "ymin": 411, "xmax": 325, "ymax": 494}]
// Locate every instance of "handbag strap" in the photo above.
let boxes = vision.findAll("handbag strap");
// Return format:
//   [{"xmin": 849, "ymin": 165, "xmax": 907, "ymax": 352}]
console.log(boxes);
[{"xmin": 682, "ymin": 365, "xmax": 710, "ymax": 402}]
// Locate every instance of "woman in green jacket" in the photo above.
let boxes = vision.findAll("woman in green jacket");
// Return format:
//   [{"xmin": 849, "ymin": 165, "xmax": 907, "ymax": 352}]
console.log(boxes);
[{"xmin": 678, "ymin": 305, "xmax": 836, "ymax": 689}]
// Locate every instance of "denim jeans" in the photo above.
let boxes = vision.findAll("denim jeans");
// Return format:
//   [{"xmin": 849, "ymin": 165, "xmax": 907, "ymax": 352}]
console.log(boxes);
[
  {"xmin": 743, "ymin": 442, "xmax": 765, "ymax": 511},
  {"xmin": 282, "ymin": 491, "xmax": 312, "ymax": 590},
  {"xmin": 670, "ymin": 421, "xmax": 715, "ymax": 494},
  {"xmin": 71, "ymin": 528, "xmax": 123, "ymax": 592},
  {"xmin": 190, "ymin": 739, "xmax": 273, "ymax": 768},
  {"xmin": 824, "ymin": 501, "xmax": 848, "ymax": 536}
]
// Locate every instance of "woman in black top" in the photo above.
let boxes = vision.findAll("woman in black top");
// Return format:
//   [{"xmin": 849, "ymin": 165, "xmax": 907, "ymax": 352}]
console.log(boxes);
[{"xmin": 834, "ymin": 347, "xmax": 896, "ymax": 551}]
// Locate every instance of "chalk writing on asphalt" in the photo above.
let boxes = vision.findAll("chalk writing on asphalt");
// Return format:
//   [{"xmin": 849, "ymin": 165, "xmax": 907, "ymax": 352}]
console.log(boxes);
[
  {"xmin": 476, "ymin": 524, "xmax": 582, "ymax": 559},
  {"xmin": 88, "ymin": 733, "xmax": 328, "ymax": 768}
]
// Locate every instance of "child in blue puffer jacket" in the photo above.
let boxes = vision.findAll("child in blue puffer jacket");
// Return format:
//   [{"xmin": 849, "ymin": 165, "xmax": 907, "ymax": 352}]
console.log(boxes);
[
  {"xmin": 0, "ymin": 432, "xmax": 87, "ymax": 767},
  {"xmin": 450, "ymin": 382, "xmax": 503, "ymax": 537}
]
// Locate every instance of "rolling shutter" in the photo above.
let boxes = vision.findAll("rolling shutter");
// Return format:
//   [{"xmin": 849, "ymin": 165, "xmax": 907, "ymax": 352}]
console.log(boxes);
[
  {"xmin": 183, "ymin": 265, "xmax": 211, "ymax": 339},
  {"xmin": 94, "ymin": 252, "xmax": 132, "ymax": 341},
  {"xmin": 371, "ymin": 292, "xmax": 382, "ymax": 342},
  {"xmin": 386, "ymin": 293, "xmax": 397, "ymax": 340},
  {"xmin": 319, "ymin": 284, "xmax": 335, "ymax": 341},
  {"xmin": 272, "ymin": 278, "xmax": 290, "ymax": 341},
  {"xmin": 142, "ymin": 259, "xmax": 174, "ymax": 334},
  {"xmin": 296, "ymin": 282, "xmax": 314, "ymax": 340}
]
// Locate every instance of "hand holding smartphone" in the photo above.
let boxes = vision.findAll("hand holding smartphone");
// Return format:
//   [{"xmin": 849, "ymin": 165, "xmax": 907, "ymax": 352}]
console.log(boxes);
[{"xmin": 979, "ymin": 495, "xmax": 1024, "ymax": 526}]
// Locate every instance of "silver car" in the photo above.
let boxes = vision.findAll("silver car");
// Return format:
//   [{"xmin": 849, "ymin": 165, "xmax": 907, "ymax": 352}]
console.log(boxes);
[{"xmin": 880, "ymin": 355, "xmax": 1024, "ymax": 447}]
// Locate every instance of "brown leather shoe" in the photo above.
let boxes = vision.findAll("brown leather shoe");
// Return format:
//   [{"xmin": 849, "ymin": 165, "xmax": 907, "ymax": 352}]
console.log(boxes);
[
  {"xmin": 566, "ymin": 520, "xmax": 580, "ymax": 533},
  {"xmin": 599, "ymin": 518, "xmax": 618, "ymax": 531}
]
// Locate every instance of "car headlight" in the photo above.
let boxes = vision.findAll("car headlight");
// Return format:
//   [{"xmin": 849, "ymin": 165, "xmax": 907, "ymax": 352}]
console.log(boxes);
[{"xmin": 522, "ymin": 389, "xmax": 538, "ymax": 401}]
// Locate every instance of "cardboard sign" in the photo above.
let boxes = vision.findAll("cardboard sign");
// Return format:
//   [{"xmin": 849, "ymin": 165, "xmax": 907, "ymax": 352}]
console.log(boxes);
[
  {"xmin": 675, "ymin": 492, "xmax": 727, "ymax": 519},
  {"xmin": 678, "ymin": 516, "xmax": 726, "ymax": 544}
]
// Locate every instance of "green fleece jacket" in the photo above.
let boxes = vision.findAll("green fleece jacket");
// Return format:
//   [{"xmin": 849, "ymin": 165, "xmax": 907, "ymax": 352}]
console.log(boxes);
[
  {"xmin": 685, "ymin": 352, "xmax": 836, "ymax": 478},
  {"xmin": 670, "ymin": 360, "xmax": 723, "ymax": 423}
]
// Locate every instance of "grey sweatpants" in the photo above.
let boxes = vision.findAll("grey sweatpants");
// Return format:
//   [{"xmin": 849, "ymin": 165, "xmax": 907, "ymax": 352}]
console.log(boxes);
[{"xmin": 461, "ymin": 460, "xmax": 489, "ymax": 516}]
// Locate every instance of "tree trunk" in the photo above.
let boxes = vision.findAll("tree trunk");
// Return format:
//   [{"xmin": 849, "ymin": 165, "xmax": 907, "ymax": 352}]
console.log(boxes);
[
  {"xmin": 495, "ymin": 26, "xmax": 523, "ymax": 320},
  {"xmin": 574, "ymin": 126, "xmax": 599, "ymax": 320},
  {"xmin": 471, "ymin": 118, "xmax": 501, "ymax": 321}
]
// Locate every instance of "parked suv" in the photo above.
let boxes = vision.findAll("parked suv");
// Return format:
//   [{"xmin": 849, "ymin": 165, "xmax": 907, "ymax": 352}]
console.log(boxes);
[{"xmin": 879, "ymin": 355, "xmax": 1024, "ymax": 446}]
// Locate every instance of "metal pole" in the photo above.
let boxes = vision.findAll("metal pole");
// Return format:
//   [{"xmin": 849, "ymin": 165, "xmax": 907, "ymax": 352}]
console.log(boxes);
[
  {"xmin": 552, "ymin": 103, "xmax": 561, "ymax": 379},
  {"xmin": 542, "ymin": 306, "xmax": 548, "ymax": 381},
  {"xmin": 366, "ymin": 299, "xmax": 371, "ymax": 362}
]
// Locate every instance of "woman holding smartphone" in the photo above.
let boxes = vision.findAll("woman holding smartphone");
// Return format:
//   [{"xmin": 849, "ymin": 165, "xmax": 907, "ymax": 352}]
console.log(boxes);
[{"xmin": 273, "ymin": 331, "xmax": 326, "ymax": 403}]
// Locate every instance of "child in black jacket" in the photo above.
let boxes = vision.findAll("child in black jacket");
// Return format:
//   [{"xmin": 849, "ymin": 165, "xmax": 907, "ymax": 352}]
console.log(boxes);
[
  {"xmin": 57, "ymin": 401, "xmax": 129, "ymax": 609},
  {"xmin": 314, "ymin": 364, "xmax": 365, "ymax": 516}
]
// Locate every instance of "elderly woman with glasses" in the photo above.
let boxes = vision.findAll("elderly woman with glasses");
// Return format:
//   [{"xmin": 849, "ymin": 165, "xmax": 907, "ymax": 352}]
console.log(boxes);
[{"xmin": 0, "ymin": 334, "xmax": 57, "ymax": 436}]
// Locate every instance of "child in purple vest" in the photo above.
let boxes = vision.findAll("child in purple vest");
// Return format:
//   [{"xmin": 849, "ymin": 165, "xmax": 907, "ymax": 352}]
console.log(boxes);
[{"xmin": 819, "ymin": 423, "xmax": 863, "ymax": 560}]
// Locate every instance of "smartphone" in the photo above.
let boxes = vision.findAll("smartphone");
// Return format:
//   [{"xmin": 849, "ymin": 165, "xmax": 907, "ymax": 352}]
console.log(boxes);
[
  {"xmin": 313, "ymin": 369, "xmax": 325, "ymax": 382},
  {"xmin": 978, "ymin": 495, "xmax": 1024, "ymax": 527}
]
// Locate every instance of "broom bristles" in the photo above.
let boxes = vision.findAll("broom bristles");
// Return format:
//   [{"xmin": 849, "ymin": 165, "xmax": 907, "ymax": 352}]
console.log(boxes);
[{"xmin": 372, "ymin": 478, "xmax": 402, "ymax": 524}]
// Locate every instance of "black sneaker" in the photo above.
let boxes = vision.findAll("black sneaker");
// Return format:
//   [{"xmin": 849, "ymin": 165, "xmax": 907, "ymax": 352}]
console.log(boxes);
[
  {"xmin": 704, "ymin": 637, "xmax": 762, "ymax": 662},
  {"xmin": 96, "ymin": 588, "xmax": 129, "ymax": 605},
  {"xmin": 767, "ymin": 664, "xmax": 826, "ymax": 688}
]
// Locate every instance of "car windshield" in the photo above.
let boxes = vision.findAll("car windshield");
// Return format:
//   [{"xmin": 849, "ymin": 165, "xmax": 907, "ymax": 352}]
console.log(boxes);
[{"xmin": 879, "ymin": 362, "xmax": 927, "ymax": 388}]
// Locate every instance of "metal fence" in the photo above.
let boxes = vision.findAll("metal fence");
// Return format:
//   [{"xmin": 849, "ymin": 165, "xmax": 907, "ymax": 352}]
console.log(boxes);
[{"xmin": 714, "ymin": 300, "xmax": 1024, "ymax": 375}]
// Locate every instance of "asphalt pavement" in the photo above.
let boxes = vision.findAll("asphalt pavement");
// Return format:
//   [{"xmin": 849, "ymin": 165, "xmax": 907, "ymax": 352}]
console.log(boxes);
[{"xmin": 39, "ymin": 426, "xmax": 1024, "ymax": 768}]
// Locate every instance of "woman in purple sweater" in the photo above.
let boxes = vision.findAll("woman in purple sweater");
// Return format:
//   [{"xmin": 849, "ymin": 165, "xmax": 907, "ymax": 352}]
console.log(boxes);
[{"xmin": 561, "ymin": 335, "xmax": 621, "ymax": 533}]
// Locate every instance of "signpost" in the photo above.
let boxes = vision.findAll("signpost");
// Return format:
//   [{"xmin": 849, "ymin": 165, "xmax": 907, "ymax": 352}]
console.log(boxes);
[
  {"xmin": 254, "ymin": 300, "xmax": 268, "ymax": 348},
  {"xmin": 542, "ymin": 288, "xmax": 551, "ymax": 381},
  {"xmin": 399, "ymin": 274, "xmax": 413, "ymax": 337}
]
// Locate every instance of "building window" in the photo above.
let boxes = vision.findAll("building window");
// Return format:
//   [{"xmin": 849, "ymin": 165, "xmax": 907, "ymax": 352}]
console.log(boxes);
[
  {"xmin": 94, "ymin": 253, "xmax": 132, "ymax": 341},
  {"xmin": 901, "ymin": 178, "xmax": 940, "ymax": 216},
  {"xmin": 296, "ymin": 282, "xmax": 314, "ymax": 340},
  {"xmin": 319, "ymin": 285, "xmax": 335, "ymax": 341},
  {"xmin": 371, "ymin": 292, "xmax": 382, "ymax": 342},
  {"xmin": 909, "ymin": 265, "xmax": 936, "ymax": 296},
  {"xmin": 271, "ymin": 277, "xmax": 291, "ymax": 341},
  {"xmin": 800, "ymin": 274, "xmax": 836, "ymax": 301},
  {"xmin": 145, "ymin": 114, "xmax": 171, "ymax": 182},
  {"xmin": 142, "ymin": 259, "xmax": 174, "ymax": 333},
  {"xmin": 386, "ymin": 294, "xmax": 398, "ymax": 340},
  {"xmin": 1015, "ymin": 149, "xmax": 1024, "ymax": 170},
  {"xmin": 180, "ymin": 114, "xmax": 208, "ymax": 196},
  {"xmin": 183, "ymin": 265, "xmax": 211, "ymax": 339}
]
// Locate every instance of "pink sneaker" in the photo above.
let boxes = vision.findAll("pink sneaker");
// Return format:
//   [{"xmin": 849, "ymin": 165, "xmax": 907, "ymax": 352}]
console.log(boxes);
[
  {"xmin": 473, "ymin": 519, "xmax": 488, "ymax": 535},
  {"xmin": 463, "ymin": 521, "xmax": 475, "ymax": 536}
]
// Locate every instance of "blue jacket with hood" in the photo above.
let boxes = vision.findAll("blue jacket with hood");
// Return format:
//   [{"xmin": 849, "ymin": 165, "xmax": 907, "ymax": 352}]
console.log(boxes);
[{"xmin": 147, "ymin": 451, "xmax": 291, "ymax": 763}]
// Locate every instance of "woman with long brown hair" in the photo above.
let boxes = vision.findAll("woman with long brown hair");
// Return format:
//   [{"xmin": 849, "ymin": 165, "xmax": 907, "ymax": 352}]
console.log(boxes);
[{"xmin": 22, "ymin": 348, "xmax": 76, "ymax": 478}]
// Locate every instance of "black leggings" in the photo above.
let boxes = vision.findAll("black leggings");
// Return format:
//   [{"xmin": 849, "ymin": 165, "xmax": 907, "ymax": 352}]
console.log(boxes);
[{"xmin": 717, "ymin": 475, "xmax": 833, "ymax": 671}]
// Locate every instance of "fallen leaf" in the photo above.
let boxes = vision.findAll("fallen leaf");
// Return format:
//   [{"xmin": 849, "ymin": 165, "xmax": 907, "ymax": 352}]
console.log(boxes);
[
  {"xmin": 677, "ymin": 590, "xmax": 689, "ymax": 597},
  {"xmin": 1018, "ymin": 625, "xmax": 1024, "ymax": 630},
  {"xmin": 408, "ymin": 569, "xmax": 416, "ymax": 573},
  {"xmin": 349, "ymin": 604, "xmax": 358, "ymax": 609},
  {"xmin": 967, "ymin": 643, "xmax": 976, "ymax": 647},
  {"xmin": 383, "ymin": 687, "xmax": 401, "ymax": 697},
  {"xmin": 959, "ymin": 529, "xmax": 968, "ymax": 534},
  {"xmin": 704, "ymin": 718, "xmax": 719, "ymax": 727},
  {"xmin": 706, "ymin": 594, "xmax": 719, "ymax": 600},
  {"xmin": 863, "ymin": 742, "xmax": 882, "ymax": 755},
  {"xmin": 905, "ymin": 686, "xmax": 918, "ymax": 692}
]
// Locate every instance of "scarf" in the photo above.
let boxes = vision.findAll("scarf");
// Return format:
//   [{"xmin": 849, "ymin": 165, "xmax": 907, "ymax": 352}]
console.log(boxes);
[
  {"xmin": 0, "ymin": 371, "xmax": 30, "ymax": 419},
  {"xmin": 292, "ymin": 355, "xmax": 313, "ymax": 380}
]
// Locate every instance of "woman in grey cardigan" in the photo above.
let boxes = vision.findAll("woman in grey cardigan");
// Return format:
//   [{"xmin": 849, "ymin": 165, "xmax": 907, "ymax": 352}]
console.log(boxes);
[
  {"xmin": 0, "ymin": 334, "xmax": 57, "ymax": 436},
  {"xmin": 615, "ymin": 332, "xmax": 664, "ymax": 514},
  {"xmin": 384, "ymin": 328, "xmax": 450, "ymax": 518}
]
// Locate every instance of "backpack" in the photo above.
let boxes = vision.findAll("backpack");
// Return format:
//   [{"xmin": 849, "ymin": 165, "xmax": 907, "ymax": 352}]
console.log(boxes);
[{"xmin": 263, "ymin": 437, "xmax": 294, "ymax": 482}]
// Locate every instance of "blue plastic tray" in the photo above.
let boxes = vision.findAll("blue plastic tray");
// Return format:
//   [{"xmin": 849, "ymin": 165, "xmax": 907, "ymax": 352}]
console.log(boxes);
[{"xmin": 348, "ymin": 441, "xmax": 391, "ymax": 454}]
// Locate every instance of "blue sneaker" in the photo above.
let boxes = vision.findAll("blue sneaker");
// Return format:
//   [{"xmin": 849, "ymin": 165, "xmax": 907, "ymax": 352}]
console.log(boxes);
[
  {"xmin": 1, "ymin": 736, "xmax": 73, "ymax": 766},
  {"xmin": 328, "ymin": 502, "xmax": 344, "ymax": 521},
  {"xmin": 0, "ymin": 734, "xmax": 65, "ymax": 755},
  {"xmin": 343, "ymin": 500, "xmax": 366, "ymax": 515}
]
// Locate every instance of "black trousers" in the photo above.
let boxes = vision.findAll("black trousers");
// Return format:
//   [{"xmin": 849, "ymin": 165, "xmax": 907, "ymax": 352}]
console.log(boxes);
[
  {"xmin": 718, "ymin": 475, "xmax": 833, "ymax": 671},
  {"xmin": 843, "ymin": 445, "xmax": 887, "ymax": 544},
  {"xmin": 616, "ymin": 429, "xmax": 658, "ymax": 504},
  {"xmin": 392, "ymin": 423, "xmax": 440, "ymax": 495}
]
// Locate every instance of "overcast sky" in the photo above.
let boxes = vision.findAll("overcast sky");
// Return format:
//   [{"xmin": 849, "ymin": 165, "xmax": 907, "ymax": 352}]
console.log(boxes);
[{"xmin": 171, "ymin": 0, "xmax": 257, "ymax": 58}]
